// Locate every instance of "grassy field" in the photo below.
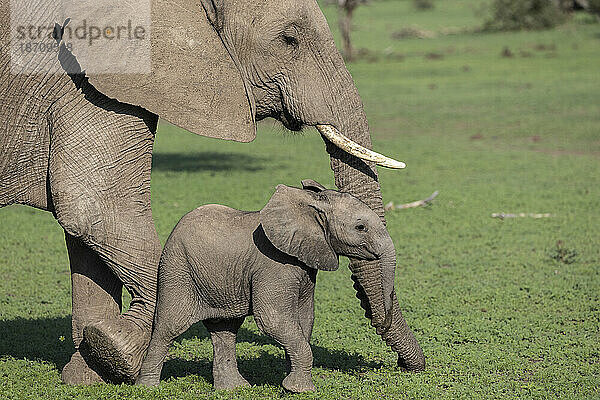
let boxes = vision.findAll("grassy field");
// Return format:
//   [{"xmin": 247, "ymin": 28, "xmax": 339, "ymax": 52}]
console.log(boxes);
[{"xmin": 1, "ymin": 0, "xmax": 599, "ymax": 398}]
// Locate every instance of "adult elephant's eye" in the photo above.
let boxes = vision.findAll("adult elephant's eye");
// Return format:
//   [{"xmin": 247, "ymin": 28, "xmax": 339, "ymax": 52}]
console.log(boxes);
[
  {"xmin": 280, "ymin": 25, "xmax": 300, "ymax": 50},
  {"xmin": 282, "ymin": 33, "xmax": 299, "ymax": 48},
  {"xmin": 355, "ymin": 224, "xmax": 367, "ymax": 232}
]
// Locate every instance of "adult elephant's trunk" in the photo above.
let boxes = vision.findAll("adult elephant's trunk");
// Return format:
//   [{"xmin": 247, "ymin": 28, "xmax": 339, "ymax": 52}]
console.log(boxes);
[
  {"xmin": 317, "ymin": 63, "xmax": 425, "ymax": 371},
  {"xmin": 347, "ymin": 234, "xmax": 425, "ymax": 372}
]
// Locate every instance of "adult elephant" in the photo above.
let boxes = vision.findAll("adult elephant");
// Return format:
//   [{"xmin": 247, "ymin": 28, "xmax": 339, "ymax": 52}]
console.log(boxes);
[{"xmin": 0, "ymin": 0, "xmax": 425, "ymax": 385}]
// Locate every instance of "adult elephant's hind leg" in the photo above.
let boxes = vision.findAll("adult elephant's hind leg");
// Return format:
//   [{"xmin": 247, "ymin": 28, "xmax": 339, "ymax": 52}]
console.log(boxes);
[{"xmin": 61, "ymin": 233, "xmax": 123, "ymax": 385}]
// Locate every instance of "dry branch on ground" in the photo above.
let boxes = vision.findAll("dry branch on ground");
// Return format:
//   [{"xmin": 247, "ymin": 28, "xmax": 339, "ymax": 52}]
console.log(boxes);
[
  {"xmin": 491, "ymin": 213, "xmax": 553, "ymax": 219},
  {"xmin": 385, "ymin": 191, "xmax": 439, "ymax": 211}
]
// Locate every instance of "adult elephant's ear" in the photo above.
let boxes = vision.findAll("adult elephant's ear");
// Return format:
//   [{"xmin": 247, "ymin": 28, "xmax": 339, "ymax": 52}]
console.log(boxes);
[
  {"xmin": 260, "ymin": 185, "xmax": 339, "ymax": 271},
  {"xmin": 87, "ymin": 0, "xmax": 256, "ymax": 143}
]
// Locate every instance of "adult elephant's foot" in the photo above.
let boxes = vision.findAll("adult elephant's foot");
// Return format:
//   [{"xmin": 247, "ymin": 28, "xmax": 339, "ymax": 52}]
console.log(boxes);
[
  {"xmin": 80, "ymin": 317, "xmax": 151, "ymax": 384},
  {"xmin": 61, "ymin": 351, "xmax": 104, "ymax": 385}
]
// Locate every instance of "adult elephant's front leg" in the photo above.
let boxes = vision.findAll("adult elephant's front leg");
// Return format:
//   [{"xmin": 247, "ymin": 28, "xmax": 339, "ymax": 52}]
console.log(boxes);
[
  {"xmin": 49, "ymin": 96, "xmax": 161, "ymax": 383},
  {"xmin": 78, "ymin": 216, "xmax": 160, "ymax": 384}
]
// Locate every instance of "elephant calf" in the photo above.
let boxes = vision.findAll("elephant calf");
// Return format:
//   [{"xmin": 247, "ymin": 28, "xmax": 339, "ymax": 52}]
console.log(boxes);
[{"xmin": 135, "ymin": 180, "xmax": 398, "ymax": 392}]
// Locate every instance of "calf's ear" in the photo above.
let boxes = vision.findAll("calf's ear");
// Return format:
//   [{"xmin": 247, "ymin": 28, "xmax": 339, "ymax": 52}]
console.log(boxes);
[
  {"xmin": 301, "ymin": 179, "xmax": 328, "ymax": 193},
  {"xmin": 260, "ymin": 185, "xmax": 339, "ymax": 271}
]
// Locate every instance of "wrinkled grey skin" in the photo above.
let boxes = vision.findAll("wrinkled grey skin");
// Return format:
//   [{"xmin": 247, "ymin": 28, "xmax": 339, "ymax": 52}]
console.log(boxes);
[
  {"xmin": 136, "ymin": 181, "xmax": 396, "ymax": 393},
  {"xmin": 0, "ymin": 0, "xmax": 424, "ymax": 384}
]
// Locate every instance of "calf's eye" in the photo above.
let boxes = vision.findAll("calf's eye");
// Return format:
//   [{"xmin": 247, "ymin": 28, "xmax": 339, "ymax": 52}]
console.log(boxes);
[{"xmin": 355, "ymin": 224, "xmax": 367, "ymax": 232}]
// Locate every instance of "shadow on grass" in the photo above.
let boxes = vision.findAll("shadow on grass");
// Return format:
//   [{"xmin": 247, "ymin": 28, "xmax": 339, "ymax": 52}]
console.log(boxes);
[
  {"xmin": 0, "ymin": 317, "xmax": 74, "ymax": 369},
  {"xmin": 152, "ymin": 152, "xmax": 267, "ymax": 172},
  {"xmin": 0, "ymin": 317, "xmax": 381, "ymax": 387},
  {"xmin": 163, "ymin": 322, "xmax": 382, "ymax": 387}
]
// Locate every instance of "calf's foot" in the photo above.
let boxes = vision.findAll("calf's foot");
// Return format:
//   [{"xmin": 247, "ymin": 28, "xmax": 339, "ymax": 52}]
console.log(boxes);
[
  {"xmin": 135, "ymin": 374, "xmax": 160, "ymax": 387},
  {"xmin": 213, "ymin": 366, "xmax": 250, "ymax": 390},
  {"xmin": 282, "ymin": 371, "xmax": 315, "ymax": 393}
]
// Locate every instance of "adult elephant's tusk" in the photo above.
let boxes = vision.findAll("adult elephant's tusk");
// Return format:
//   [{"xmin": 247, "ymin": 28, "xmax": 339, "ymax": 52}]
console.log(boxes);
[{"xmin": 316, "ymin": 125, "xmax": 406, "ymax": 169}]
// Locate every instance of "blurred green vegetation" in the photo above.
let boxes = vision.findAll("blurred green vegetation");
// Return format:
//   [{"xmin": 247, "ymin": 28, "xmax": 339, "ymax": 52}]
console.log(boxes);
[
  {"xmin": 1, "ymin": 0, "xmax": 599, "ymax": 398},
  {"xmin": 483, "ymin": 0, "xmax": 567, "ymax": 31}
]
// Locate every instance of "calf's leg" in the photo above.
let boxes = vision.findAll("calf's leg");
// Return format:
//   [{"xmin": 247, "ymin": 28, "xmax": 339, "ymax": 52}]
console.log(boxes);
[
  {"xmin": 135, "ymin": 279, "xmax": 197, "ymax": 386},
  {"xmin": 253, "ymin": 282, "xmax": 314, "ymax": 393},
  {"xmin": 204, "ymin": 317, "xmax": 249, "ymax": 390}
]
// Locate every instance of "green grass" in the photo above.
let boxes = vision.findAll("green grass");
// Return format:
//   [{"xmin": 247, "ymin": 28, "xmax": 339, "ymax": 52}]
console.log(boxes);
[{"xmin": 1, "ymin": 1, "xmax": 600, "ymax": 398}]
